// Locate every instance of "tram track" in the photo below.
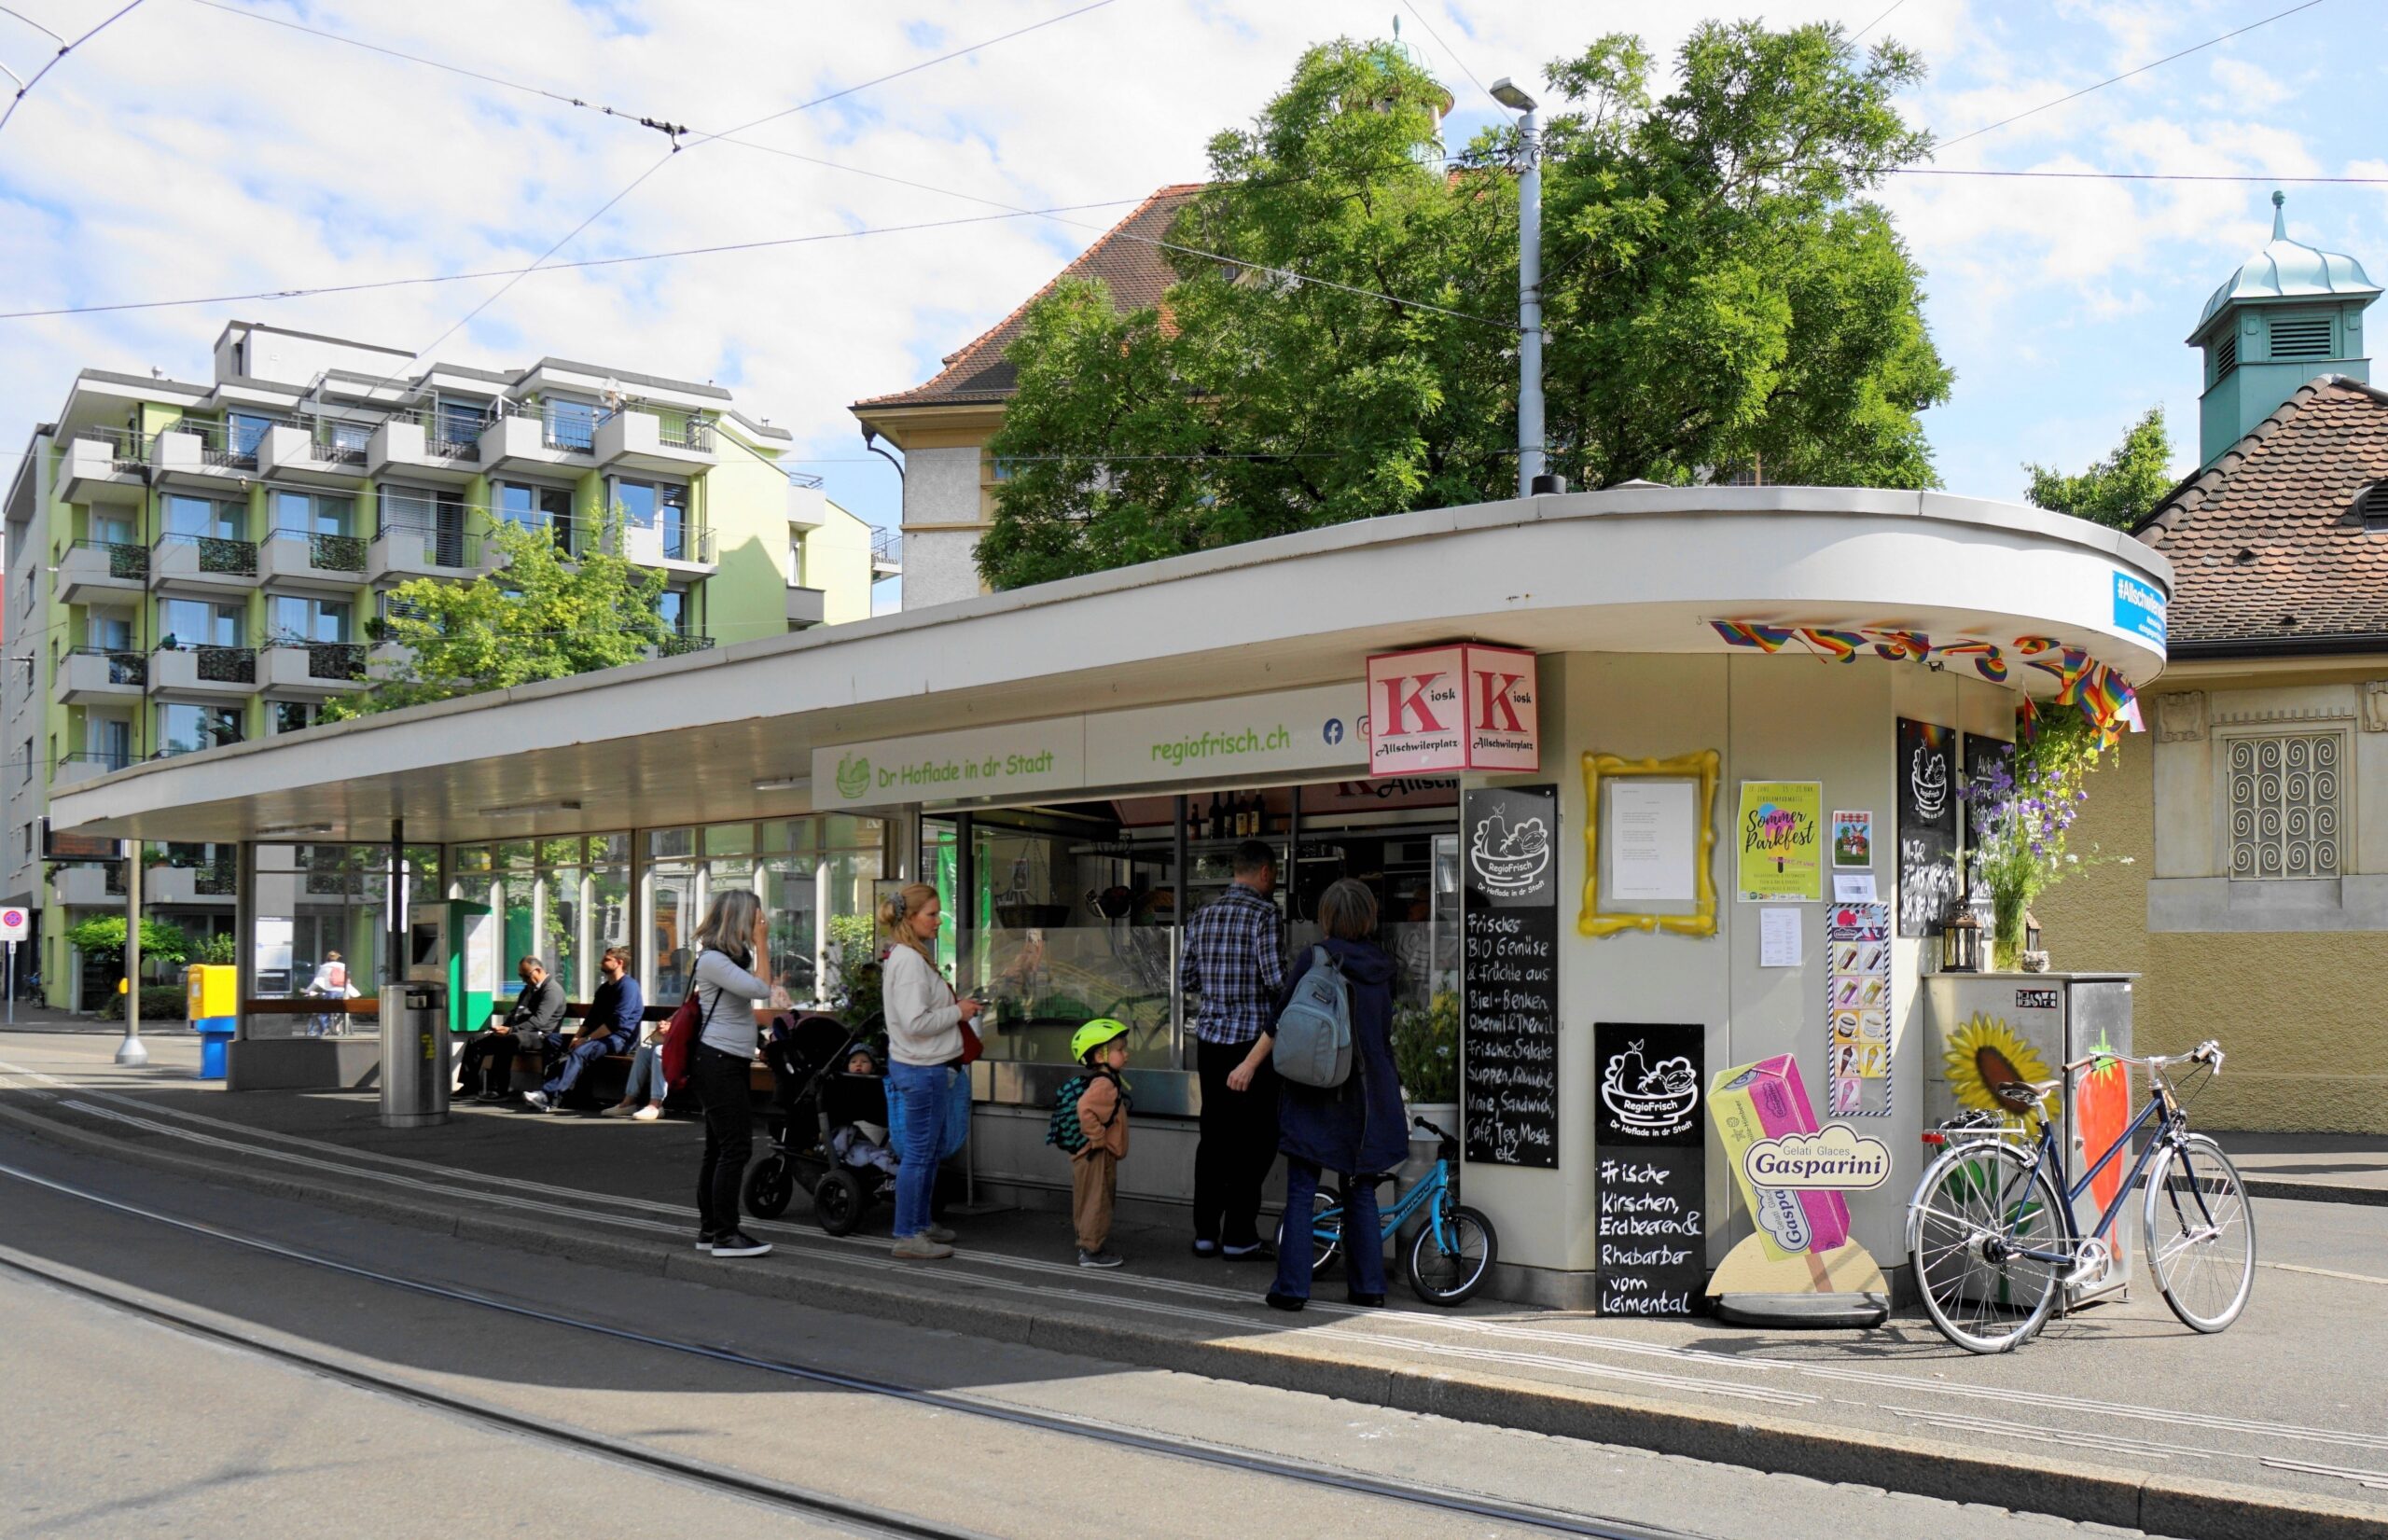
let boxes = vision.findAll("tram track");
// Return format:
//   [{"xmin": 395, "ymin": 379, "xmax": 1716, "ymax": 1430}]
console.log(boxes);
[{"xmin": 0, "ymin": 1158, "xmax": 1697, "ymax": 1540}]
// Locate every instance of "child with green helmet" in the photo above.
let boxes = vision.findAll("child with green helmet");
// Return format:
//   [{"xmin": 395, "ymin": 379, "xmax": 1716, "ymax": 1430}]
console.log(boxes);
[{"xmin": 1064, "ymin": 1017, "xmax": 1132, "ymax": 1269}]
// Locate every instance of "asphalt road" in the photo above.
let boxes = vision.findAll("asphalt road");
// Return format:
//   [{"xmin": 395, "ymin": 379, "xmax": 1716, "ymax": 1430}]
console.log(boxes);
[{"xmin": 0, "ymin": 1131, "xmax": 2190, "ymax": 1540}]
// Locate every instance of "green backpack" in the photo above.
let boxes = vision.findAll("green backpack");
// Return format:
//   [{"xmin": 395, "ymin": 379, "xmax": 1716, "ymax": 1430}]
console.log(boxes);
[{"xmin": 1047, "ymin": 1074, "xmax": 1094, "ymax": 1154}]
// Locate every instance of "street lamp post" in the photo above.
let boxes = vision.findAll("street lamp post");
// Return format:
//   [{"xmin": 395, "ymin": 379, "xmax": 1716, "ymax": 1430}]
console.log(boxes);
[
  {"xmin": 1490, "ymin": 76, "xmax": 1546, "ymax": 499},
  {"xmin": 116, "ymin": 842, "xmax": 146, "ymax": 1067}
]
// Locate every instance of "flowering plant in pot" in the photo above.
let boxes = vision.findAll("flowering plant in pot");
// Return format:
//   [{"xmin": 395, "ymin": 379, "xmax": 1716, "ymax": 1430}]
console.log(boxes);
[{"xmin": 1961, "ymin": 713, "xmax": 2131, "ymax": 970}]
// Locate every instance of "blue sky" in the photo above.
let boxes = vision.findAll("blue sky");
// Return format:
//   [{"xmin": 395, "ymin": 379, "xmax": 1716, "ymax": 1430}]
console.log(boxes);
[{"xmin": 0, "ymin": 0, "xmax": 2380, "ymax": 612}]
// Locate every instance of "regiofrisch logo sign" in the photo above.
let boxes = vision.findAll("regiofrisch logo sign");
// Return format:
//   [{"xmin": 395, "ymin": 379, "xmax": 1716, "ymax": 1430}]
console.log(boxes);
[{"xmin": 835, "ymin": 753, "xmax": 872, "ymax": 801}]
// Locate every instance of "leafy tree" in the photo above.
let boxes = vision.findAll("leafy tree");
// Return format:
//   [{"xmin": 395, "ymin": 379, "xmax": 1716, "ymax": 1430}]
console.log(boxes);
[
  {"xmin": 327, "ymin": 511, "xmax": 672, "ymax": 717},
  {"xmin": 2023, "ymin": 408, "xmax": 2176, "ymax": 531},
  {"xmin": 976, "ymin": 21, "xmax": 1951, "ymax": 590},
  {"xmin": 64, "ymin": 914, "xmax": 189, "ymax": 971}
]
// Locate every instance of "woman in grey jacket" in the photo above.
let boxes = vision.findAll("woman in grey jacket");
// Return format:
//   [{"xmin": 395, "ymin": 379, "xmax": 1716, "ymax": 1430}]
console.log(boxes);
[
  {"xmin": 688, "ymin": 888, "xmax": 787, "ymax": 1258},
  {"xmin": 880, "ymin": 881, "xmax": 981, "ymax": 1259}
]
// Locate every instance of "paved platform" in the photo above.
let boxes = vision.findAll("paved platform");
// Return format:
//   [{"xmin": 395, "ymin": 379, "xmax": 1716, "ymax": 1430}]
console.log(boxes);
[{"xmin": 4, "ymin": 1029, "xmax": 2387, "ymax": 1540}]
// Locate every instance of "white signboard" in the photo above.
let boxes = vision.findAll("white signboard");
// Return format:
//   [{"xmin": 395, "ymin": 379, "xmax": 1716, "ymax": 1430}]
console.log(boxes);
[
  {"xmin": 814, "ymin": 718, "xmax": 1087, "ymax": 811},
  {"xmin": 0, "ymin": 908, "xmax": 27, "ymax": 942},
  {"xmin": 1082, "ymin": 684, "xmax": 1366, "ymax": 787}
]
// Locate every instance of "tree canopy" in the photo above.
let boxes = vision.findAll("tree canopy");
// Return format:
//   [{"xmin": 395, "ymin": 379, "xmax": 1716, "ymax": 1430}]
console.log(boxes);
[
  {"xmin": 328, "ymin": 515, "xmax": 673, "ymax": 717},
  {"xmin": 63, "ymin": 914, "xmax": 188, "ymax": 967},
  {"xmin": 2023, "ymin": 408, "xmax": 2178, "ymax": 531},
  {"xmin": 975, "ymin": 21, "xmax": 1951, "ymax": 590}
]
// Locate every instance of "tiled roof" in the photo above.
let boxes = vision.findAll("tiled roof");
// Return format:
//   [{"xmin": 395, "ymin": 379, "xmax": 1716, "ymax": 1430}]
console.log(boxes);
[
  {"xmin": 2135, "ymin": 375, "xmax": 2388, "ymax": 648},
  {"xmin": 853, "ymin": 185, "xmax": 1204, "ymax": 412}
]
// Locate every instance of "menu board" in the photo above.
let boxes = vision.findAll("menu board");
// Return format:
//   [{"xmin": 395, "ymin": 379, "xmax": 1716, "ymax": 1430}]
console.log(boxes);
[
  {"xmin": 1461, "ymin": 785, "xmax": 1559, "ymax": 1169},
  {"xmin": 1895, "ymin": 717, "xmax": 1958, "ymax": 937},
  {"xmin": 1594, "ymin": 1021, "xmax": 1706, "ymax": 1315}
]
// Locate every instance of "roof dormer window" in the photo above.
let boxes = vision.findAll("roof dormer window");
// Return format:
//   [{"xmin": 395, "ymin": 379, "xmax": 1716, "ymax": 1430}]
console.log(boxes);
[{"xmin": 2359, "ymin": 482, "xmax": 2388, "ymax": 533}]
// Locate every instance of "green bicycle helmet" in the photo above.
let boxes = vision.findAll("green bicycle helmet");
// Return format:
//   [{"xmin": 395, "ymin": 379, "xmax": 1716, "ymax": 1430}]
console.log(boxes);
[{"xmin": 1072, "ymin": 1017, "xmax": 1131, "ymax": 1063}]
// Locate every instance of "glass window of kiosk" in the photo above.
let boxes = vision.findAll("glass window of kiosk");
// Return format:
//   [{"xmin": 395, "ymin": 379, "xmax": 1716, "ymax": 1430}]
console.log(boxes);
[
  {"xmin": 1284, "ymin": 780, "xmax": 1460, "ymax": 1015},
  {"xmin": 250, "ymin": 841, "xmax": 437, "ymax": 1036},
  {"xmin": 931, "ymin": 798, "xmax": 1180, "ymax": 1071}
]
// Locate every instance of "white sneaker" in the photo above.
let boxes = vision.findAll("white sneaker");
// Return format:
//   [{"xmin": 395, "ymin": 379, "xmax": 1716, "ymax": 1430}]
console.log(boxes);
[
  {"xmin": 632, "ymin": 1104, "xmax": 663, "ymax": 1122},
  {"xmin": 599, "ymin": 1103, "xmax": 632, "ymax": 1117},
  {"xmin": 891, "ymin": 1234, "xmax": 954, "ymax": 1260},
  {"xmin": 522, "ymin": 1090, "xmax": 550, "ymax": 1112}
]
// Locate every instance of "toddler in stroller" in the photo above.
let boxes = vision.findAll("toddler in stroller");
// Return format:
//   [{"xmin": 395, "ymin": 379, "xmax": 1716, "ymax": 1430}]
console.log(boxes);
[{"xmin": 746, "ymin": 1014, "xmax": 963, "ymax": 1235}]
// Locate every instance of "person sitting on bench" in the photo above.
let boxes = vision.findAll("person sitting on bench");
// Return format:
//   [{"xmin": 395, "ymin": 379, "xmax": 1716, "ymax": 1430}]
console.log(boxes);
[
  {"xmin": 525, "ymin": 947, "xmax": 642, "ymax": 1112},
  {"xmin": 457, "ymin": 956, "xmax": 566, "ymax": 1101}
]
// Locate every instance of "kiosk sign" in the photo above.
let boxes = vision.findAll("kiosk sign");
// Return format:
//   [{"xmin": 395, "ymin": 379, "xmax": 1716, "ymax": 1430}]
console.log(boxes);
[
  {"xmin": 2113, "ymin": 571, "xmax": 2167, "ymax": 646},
  {"xmin": 1367, "ymin": 645, "xmax": 1538, "ymax": 776}
]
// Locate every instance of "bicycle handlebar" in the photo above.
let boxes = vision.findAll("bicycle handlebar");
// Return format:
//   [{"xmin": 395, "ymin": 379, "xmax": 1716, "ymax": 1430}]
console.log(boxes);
[{"xmin": 2062, "ymin": 1039, "xmax": 2223, "ymax": 1076}]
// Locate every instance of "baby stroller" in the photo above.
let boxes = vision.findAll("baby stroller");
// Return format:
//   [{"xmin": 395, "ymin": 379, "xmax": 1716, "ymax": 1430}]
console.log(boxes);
[{"xmin": 747, "ymin": 1012, "xmax": 967, "ymax": 1236}]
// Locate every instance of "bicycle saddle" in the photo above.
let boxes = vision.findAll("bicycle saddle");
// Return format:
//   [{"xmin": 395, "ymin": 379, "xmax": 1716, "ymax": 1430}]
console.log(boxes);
[{"xmin": 1991, "ymin": 1078, "xmax": 2062, "ymax": 1114}]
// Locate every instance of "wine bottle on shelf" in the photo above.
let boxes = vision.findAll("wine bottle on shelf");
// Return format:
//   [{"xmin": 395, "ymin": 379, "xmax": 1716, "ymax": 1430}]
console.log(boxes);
[
  {"xmin": 1240, "ymin": 794, "xmax": 1256, "ymax": 838},
  {"xmin": 1210, "ymin": 792, "xmax": 1227, "ymax": 840}
]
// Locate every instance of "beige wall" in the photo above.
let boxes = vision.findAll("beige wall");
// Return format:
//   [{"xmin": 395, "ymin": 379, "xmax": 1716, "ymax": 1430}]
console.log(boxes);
[
  {"xmin": 1472, "ymin": 652, "xmax": 2020, "ymax": 1302},
  {"xmin": 2037, "ymin": 686, "xmax": 2388, "ymax": 1135}
]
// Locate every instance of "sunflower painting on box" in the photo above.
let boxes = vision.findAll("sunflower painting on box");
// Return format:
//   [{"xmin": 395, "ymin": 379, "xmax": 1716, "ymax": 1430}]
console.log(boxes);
[{"xmin": 1944, "ymin": 1013, "xmax": 2057, "ymax": 1131}]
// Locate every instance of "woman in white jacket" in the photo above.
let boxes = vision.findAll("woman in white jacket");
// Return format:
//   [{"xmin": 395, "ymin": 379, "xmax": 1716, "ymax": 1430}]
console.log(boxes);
[{"xmin": 879, "ymin": 882, "xmax": 981, "ymax": 1260}]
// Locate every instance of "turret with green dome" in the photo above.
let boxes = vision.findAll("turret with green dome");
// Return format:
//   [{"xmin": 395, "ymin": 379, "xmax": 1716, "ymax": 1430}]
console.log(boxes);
[{"xmin": 2190, "ymin": 190, "xmax": 2379, "ymax": 465}]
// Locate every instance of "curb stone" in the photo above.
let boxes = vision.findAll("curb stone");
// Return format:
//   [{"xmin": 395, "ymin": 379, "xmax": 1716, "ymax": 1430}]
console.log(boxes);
[{"xmin": 2, "ymin": 1098, "xmax": 2381, "ymax": 1540}]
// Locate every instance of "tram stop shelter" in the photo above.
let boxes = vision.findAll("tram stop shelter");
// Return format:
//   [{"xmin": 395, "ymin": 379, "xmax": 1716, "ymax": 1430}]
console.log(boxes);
[{"xmin": 48, "ymin": 486, "xmax": 2169, "ymax": 1309}]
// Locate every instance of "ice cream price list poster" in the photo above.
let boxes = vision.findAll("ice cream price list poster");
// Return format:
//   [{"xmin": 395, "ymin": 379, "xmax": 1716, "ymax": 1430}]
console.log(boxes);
[
  {"xmin": 1461, "ymin": 784, "xmax": 1560, "ymax": 1169},
  {"xmin": 1594, "ymin": 1021, "xmax": 1707, "ymax": 1316}
]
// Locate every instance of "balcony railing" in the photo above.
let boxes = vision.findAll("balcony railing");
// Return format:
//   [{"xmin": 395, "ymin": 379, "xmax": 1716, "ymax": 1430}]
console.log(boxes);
[
  {"xmin": 57, "ymin": 751, "xmax": 134, "ymax": 777},
  {"xmin": 68, "ymin": 538, "xmax": 148, "ymax": 581},
  {"xmin": 288, "ymin": 641, "xmax": 366, "ymax": 681},
  {"xmin": 655, "ymin": 415, "xmax": 715, "ymax": 453},
  {"xmin": 373, "ymin": 523, "xmax": 480, "ymax": 571},
  {"xmin": 659, "ymin": 522, "xmax": 715, "ymax": 564},
  {"xmin": 870, "ymin": 527, "xmax": 902, "ymax": 569},
  {"xmin": 267, "ymin": 526, "xmax": 369, "ymax": 573},
  {"xmin": 382, "ymin": 403, "xmax": 488, "ymax": 461},
  {"xmin": 65, "ymin": 646, "xmax": 146, "ymax": 687},
  {"xmin": 155, "ymin": 530, "xmax": 259, "ymax": 576},
  {"xmin": 497, "ymin": 397, "xmax": 600, "ymax": 453},
  {"xmin": 156, "ymin": 419, "xmax": 272, "ymax": 470},
  {"xmin": 787, "ymin": 469, "xmax": 826, "ymax": 490},
  {"xmin": 658, "ymin": 631, "xmax": 715, "ymax": 657},
  {"xmin": 69, "ymin": 426, "xmax": 149, "ymax": 471},
  {"xmin": 154, "ymin": 643, "xmax": 258, "ymax": 684},
  {"xmin": 496, "ymin": 511, "xmax": 616, "ymax": 561}
]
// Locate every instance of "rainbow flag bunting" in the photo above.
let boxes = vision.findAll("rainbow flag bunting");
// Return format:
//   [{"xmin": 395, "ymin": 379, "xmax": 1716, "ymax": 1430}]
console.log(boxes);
[
  {"xmin": 1936, "ymin": 640, "xmax": 2007, "ymax": 683},
  {"xmin": 1866, "ymin": 630, "xmax": 1932, "ymax": 663},
  {"xmin": 1711, "ymin": 621, "xmax": 1797, "ymax": 653},
  {"xmin": 2017, "ymin": 637, "xmax": 2097, "ymax": 705},
  {"xmin": 1798, "ymin": 628, "xmax": 1867, "ymax": 663}
]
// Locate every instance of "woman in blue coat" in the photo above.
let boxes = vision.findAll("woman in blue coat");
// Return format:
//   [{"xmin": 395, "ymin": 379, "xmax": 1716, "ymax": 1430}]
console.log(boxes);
[{"xmin": 1266, "ymin": 878, "xmax": 1409, "ymax": 1311}]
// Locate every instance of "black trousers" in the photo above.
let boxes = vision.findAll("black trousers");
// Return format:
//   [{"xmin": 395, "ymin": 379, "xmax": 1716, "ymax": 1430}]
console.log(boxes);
[
  {"xmin": 455, "ymin": 1029, "xmax": 518, "ymax": 1096},
  {"xmin": 694, "ymin": 1043, "xmax": 754, "ymax": 1236},
  {"xmin": 1194, "ymin": 1037, "xmax": 1280, "ymax": 1247}
]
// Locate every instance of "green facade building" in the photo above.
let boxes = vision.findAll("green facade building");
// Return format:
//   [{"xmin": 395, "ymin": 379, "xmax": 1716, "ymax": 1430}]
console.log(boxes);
[{"xmin": 2, "ymin": 320, "xmax": 892, "ymax": 1010}]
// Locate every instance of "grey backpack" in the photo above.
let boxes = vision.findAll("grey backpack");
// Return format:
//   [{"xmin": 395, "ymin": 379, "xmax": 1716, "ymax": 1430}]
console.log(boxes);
[{"xmin": 1272, "ymin": 946, "xmax": 1353, "ymax": 1089}]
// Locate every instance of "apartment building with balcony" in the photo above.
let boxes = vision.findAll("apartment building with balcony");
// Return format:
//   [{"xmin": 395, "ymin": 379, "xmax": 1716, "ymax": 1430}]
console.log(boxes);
[{"xmin": 2, "ymin": 319, "xmax": 890, "ymax": 1009}]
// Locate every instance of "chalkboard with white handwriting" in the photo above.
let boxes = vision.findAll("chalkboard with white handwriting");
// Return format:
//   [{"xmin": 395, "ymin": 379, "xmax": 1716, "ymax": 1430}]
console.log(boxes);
[
  {"xmin": 1594, "ymin": 1021, "xmax": 1706, "ymax": 1316},
  {"xmin": 1462, "ymin": 785, "xmax": 1560, "ymax": 1169}
]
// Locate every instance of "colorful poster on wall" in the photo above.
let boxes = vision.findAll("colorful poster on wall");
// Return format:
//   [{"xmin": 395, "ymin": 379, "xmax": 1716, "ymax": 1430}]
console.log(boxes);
[
  {"xmin": 1895, "ymin": 718, "xmax": 1958, "ymax": 938},
  {"xmin": 1831, "ymin": 809, "xmax": 1872, "ymax": 868},
  {"xmin": 1825, "ymin": 903, "xmax": 1893, "ymax": 1117},
  {"xmin": 1594, "ymin": 1022, "xmax": 1705, "ymax": 1316},
  {"xmin": 1707, "ymin": 1054, "xmax": 1892, "ymax": 1301},
  {"xmin": 1735, "ymin": 781, "xmax": 1822, "ymax": 902}
]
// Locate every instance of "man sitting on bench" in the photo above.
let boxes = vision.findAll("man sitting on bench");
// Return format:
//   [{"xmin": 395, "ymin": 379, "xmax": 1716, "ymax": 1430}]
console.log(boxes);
[
  {"xmin": 457, "ymin": 956, "xmax": 566, "ymax": 1101},
  {"xmin": 524, "ymin": 946, "xmax": 642, "ymax": 1113}
]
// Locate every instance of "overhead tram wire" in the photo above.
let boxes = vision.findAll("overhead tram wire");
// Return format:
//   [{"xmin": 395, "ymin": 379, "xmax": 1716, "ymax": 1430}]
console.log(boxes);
[
  {"xmin": 151, "ymin": 0, "xmax": 1522, "ymax": 339},
  {"xmin": 1394, "ymin": 0, "xmax": 1501, "ymax": 112},
  {"xmin": 335, "ymin": 0, "xmax": 1131, "ymax": 406},
  {"xmin": 1935, "ymin": 0, "xmax": 2333, "ymax": 149},
  {"xmin": 0, "ymin": 0, "xmax": 147, "ymax": 138},
  {"xmin": 1850, "ymin": 0, "xmax": 1911, "ymax": 45}
]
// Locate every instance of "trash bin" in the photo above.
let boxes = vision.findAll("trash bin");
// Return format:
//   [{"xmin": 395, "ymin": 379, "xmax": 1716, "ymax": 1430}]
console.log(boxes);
[
  {"xmin": 380, "ymin": 981, "xmax": 450, "ymax": 1129},
  {"xmin": 186, "ymin": 964, "xmax": 237, "ymax": 1080}
]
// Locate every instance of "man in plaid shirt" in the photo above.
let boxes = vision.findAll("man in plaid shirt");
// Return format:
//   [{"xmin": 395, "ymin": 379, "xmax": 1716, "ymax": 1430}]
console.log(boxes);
[{"xmin": 1179, "ymin": 839, "xmax": 1287, "ymax": 1257}]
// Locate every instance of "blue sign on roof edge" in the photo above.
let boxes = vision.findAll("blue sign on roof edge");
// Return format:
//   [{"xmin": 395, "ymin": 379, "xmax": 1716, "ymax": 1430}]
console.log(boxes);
[{"xmin": 2113, "ymin": 570, "xmax": 2167, "ymax": 647}]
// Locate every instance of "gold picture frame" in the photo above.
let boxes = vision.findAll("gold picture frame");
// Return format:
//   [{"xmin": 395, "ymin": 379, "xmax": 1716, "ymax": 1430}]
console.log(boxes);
[{"xmin": 1579, "ymin": 748, "xmax": 1721, "ymax": 938}]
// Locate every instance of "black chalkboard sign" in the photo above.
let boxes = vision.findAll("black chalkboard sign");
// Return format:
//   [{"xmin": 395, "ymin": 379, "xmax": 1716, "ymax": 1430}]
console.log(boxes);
[
  {"xmin": 1462, "ymin": 784, "xmax": 1559, "ymax": 1169},
  {"xmin": 1896, "ymin": 716, "xmax": 1959, "ymax": 938},
  {"xmin": 1594, "ymin": 1021, "xmax": 1706, "ymax": 1316}
]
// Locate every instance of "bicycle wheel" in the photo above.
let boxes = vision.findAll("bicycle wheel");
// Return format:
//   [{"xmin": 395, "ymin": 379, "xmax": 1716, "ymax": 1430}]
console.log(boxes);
[
  {"xmin": 1908, "ymin": 1139, "xmax": 2066, "ymax": 1353},
  {"xmin": 1279, "ymin": 1180, "xmax": 1343, "ymax": 1277},
  {"xmin": 1405, "ymin": 1200, "xmax": 1496, "ymax": 1306},
  {"xmin": 2144, "ymin": 1132, "xmax": 2256, "ymax": 1333}
]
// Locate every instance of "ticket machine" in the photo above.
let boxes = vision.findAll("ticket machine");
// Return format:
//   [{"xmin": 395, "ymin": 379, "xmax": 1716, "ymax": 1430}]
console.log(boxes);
[{"xmin": 406, "ymin": 899, "xmax": 495, "ymax": 1034}]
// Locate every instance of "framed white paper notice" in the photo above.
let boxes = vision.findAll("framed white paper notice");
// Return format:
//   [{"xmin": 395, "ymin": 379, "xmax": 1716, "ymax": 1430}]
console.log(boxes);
[
  {"xmin": 1609, "ymin": 780, "xmax": 1696, "ymax": 902},
  {"xmin": 1759, "ymin": 907, "xmax": 1802, "ymax": 967}
]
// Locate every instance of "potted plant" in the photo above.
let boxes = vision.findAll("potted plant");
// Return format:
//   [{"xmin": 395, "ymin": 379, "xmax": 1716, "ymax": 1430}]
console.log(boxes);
[
  {"xmin": 1961, "ymin": 713, "xmax": 2130, "ymax": 970},
  {"xmin": 1392, "ymin": 990, "xmax": 1461, "ymax": 1163}
]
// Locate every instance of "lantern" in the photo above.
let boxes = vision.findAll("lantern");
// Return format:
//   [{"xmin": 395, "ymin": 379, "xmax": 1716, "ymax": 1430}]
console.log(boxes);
[
  {"xmin": 1940, "ymin": 905, "xmax": 1982, "ymax": 973},
  {"xmin": 2024, "ymin": 909, "xmax": 2043, "ymax": 953}
]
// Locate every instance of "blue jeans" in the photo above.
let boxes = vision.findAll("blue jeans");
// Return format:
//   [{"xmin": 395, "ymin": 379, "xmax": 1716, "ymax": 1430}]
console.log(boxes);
[
  {"xmin": 1273, "ymin": 1158, "xmax": 1385, "ymax": 1302},
  {"xmin": 543, "ymin": 1029, "xmax": 633, "ymax": 1098},
  {"xmin": 620, "ymin": 1043, "xmax": 662, "ymax": 1104},
  {"xmin": 887, "ymin": 1060, "xmax": 950, "ymax": 1239}
]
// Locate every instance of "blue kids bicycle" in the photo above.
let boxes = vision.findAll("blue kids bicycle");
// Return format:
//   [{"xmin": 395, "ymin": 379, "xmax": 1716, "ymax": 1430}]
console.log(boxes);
[
  {"xmin": 1286, "ymin": 1116, "xmax": 1498, "ymax": 1306},
  {"xmin": 1907, "ymin": 1039, "xmax": 2255, "ymax": 1353}
]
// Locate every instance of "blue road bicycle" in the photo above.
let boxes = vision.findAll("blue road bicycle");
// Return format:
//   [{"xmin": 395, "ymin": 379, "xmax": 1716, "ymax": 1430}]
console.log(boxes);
[
  {"xmin": 1906, "ymin": 1040, "xmax": 2255, "ymax": 1354},
  {"xmin": 1284, "ymin": 1117, "xmax": 1498, "ymax": 1307}
]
